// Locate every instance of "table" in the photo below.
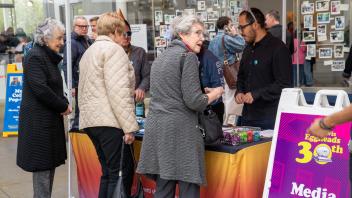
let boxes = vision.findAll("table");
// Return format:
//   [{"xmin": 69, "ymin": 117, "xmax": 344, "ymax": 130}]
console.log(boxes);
[{"xmin": 70, "ymin": 133, "xmax": 271, "ymax": 198}]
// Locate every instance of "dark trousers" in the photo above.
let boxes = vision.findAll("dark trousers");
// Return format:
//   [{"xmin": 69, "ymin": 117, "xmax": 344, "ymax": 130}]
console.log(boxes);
[
  {"xmin": 85, "ymin": 127, "xmax": 134, "ymax": 198},
  {"xmin": 33, "ymin": 169, "xmax": 55, "ymax": 198},
  {"xmin": 239, "ymin": 117, "xmax": 276, "ymax": 130},
  {"xmin": 211, "ymin": 102, "xmax": 224, "ymax": 124},
  {"xmin": 70, "ymin": 89, "xmax": 80, "ymax": 131},
  {"xmin": 154, "ymin": 175, "xmax": 200, "ymax": 198}
]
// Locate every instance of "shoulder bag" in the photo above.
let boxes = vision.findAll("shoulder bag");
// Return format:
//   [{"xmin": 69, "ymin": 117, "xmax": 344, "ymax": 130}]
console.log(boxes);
[{"xmin": 222, "ymin": 36, "xmax": 240, "ymax": 89}]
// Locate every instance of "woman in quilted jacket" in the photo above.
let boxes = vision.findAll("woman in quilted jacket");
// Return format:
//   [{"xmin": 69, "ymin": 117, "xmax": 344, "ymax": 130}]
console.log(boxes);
[{"xmin": 78, "ymin": 12, "xmax": 139, "ymax": 198}]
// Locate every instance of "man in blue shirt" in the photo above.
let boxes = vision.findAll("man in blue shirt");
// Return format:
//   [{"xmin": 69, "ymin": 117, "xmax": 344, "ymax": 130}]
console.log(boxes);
[{"xmin": 209, "ymin": 16, "xmax": 245, "ymax": 125}]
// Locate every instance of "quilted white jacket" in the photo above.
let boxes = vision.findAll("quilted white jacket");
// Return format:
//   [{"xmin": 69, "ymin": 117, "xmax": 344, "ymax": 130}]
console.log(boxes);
[{"xmin": 78, "ymin": 35, "xmax": 139, "ymax": 133}]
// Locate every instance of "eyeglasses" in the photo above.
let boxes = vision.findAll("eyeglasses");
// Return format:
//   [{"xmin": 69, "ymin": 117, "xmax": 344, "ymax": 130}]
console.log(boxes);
[
  {"xmin": 76, "ymin": 25, "xmax": 88, "ymax": 29},
  {"xmin": 238, "ymin": 23, "xmax": 253, "ymax": 32},
  {"xmin": 123, "ymin": 31, "xmax": 132, "ymax": 37}
]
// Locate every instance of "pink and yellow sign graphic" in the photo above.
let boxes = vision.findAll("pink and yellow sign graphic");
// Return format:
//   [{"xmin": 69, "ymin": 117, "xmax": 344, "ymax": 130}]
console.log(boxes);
[{"xmin": 268, "ymin": 113, "xmax": 351, "ymax": 198}]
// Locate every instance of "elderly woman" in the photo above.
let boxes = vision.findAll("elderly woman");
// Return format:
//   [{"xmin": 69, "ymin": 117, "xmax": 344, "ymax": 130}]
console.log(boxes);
[
  {"xmin": 16, "ymin": 18, "xmax": 71, "ymax": 197},
  {"xmin": 78, "ymin": 12, "xmax": 138, "ymax": 198},
  {"xmin": 137, "ymin": 15, "xmax": 224, "ymax": 197}
]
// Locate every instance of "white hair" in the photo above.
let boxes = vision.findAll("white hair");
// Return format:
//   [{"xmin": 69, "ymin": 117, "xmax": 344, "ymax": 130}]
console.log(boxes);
[
  {"xmin": 34, "ymin": 18, "xmax": 65, "ymax": 46},
  {"xmin": 73, "ymin": 16, "xmax": 88, "ymax": 27},
  {"xmin": 171, "ymin": 15, "xmax": 204, "ymax": 39}
]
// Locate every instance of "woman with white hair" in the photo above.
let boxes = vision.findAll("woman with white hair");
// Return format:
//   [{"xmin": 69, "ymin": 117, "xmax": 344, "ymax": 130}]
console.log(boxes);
[
  {"xmin": 17, "ymin": 18, "xmax": 72, "ymax": 198},
  {"xmin": 137, "ymin": 15, "xmax": 224, "ymax": 197}
]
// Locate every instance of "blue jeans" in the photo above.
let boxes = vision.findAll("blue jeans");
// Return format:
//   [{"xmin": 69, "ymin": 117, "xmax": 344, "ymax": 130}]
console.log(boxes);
[
  {"xmin": 303, "ymin": 60, "xmax": 314, "ymax": 86},
  {"xmin": 292, "ymin": 64, "xmax": 304, "ymax": 87}
]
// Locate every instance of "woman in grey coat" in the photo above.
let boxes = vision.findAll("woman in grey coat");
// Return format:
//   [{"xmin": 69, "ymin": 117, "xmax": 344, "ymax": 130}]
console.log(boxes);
[{"xmin": 136, "ymin": 15, "xmax": 224, "ymax": 198}]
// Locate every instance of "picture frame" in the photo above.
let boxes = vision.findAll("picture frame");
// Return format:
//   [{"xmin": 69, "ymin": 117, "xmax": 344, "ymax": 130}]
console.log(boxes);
[
  {"xmin": 330, "ymin": 31, "xmax": 344, "ymax": 42},
  {"xmin": 334, "ymin": 16, "xmax": 345, "ymax": 30},
  {"xmin": 197, "ymin": 1, "xmax": 206, "ymax": 10},
  {"xmin": 196, "ymin": 12, "xmax": 208, "ymax": 22},
  {"xmin": 307, "ymin": 44, "xmax": 316, "ymax": 57},
  {"xmin": 334, "ymin": 44, "xmax": 344, "ymax": 58},
  {"xmin": 184, "ymin": 9, "xmax": 195, "ymax": 16},
  {"xmin": 317, "ymin": 24, "xmax": 327, "ymax": 35},
  {"xmin": 331, "ymin": 1, "xmax": 341, "ymax": 15},
  {"xmin": 155, "ymin": 10, "xmax": 163, "ymax": 25},
  {"xmin": 164, "ymin": 15, "xmax": 175, "ymax": 25},
  {"xmin": 207, "ymin": 11, "xmax": 219, "ymax": 21},
  {"xmin": 319, "ymin": 48, "xmax": 333, "ymax": 59},
  {"xmin": 301, "ymin": 2, "xmax": 314, "ymax": 14},
  {"xmin": 304, "ymin": 15, "xmax": 313, "ymax": 29},
  {"xmin": 302, "ymin": 31, "xmax": 316, "ymax": 42},
  {"xmin": 155, "ymin": 36, "xmax": 167, "ymax": 48},
  {"xmin": 317, "ymin": 12, "xmax": 330, "ymax": 24},
  {"xmin": 331, "ymin": 60, "xmax": 345, "ymax": 71},
  {"xmin": 316, "ymin": 0, "xmax": 330, "ymax": 12},
  {"xmin": 204, "ymin": 22, "xmax": 216, "ymax": 31}
]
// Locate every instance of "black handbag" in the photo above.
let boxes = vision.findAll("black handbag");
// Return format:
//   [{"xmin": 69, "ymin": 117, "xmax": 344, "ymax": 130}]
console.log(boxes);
[
  {"xmin": 113, "ymin": 140, "xmax": 144, "ymax": 198},
  {"xmin": 198, "ymin": 107, "xmax": 223, "ymax": 146}
]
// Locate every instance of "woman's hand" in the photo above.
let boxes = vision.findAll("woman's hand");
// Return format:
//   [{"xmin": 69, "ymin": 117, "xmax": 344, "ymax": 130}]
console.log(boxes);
[
  {"xmin": 61, "ymin": 105, "xmax": 72, "ymax": 116},
  {"xmin": 124, "ymin": 133, "xmax": 135, "ymax": 144}
]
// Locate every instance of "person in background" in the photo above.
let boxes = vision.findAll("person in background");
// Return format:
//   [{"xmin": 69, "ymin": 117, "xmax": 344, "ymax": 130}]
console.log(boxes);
[
  {"xmin": 17, "ymin": 18, "xmax": 72, "ymax": 198},
  {"xmin": 208, "ymin": 16, "xmax": 245, "ymax": 125},
  {"xmin": 197, "ymin": 42, "xmax": 225, "ymax": 123},
  {"xmin": 265, "ymin": 10, "xmax": 294, "ymax": 55},
  {"xmin": 89, "ymin": 16, "xmax": 99, "ymax": 40},
  {"xmin": 307, "ymin": 105, "xmax": 352, "ymax": 192},
  {"xmin": 62, "ymin": 16, "xmax": 92, "ymax": 132},
  {"xmin": 137, "ymin": 15, "xmax": 224, "ymax": 198},
  {"xmin": 342, "ymin": 44, "xmax": 352, "ymax": 86},
  {"xmin": 292, "ymin": 30, "xmax": 306, "ymax": 87},
  {"xmin": 78, "ymin": 12, "xmax": 138, "ymax": 198},
  {"xmin": 120, "ymin": 20, "xmax": 151, "ymax": 105},
  {"xmin": 235, "ymin": 8, "xmax": 291, "ymax": 129}
]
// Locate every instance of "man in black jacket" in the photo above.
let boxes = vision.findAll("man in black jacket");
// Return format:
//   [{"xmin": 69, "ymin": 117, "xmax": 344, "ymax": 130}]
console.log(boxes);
[
  {"xmin": 265, "ymin": 10, "xmax": 294, "ymax": 55},
  {"xmin": 63, "ymin": 16, "xmax": 92, "ymax": 131},
  {"xmin": 235, "ymin": 8, "xmax": 292, "ymax": 129}
]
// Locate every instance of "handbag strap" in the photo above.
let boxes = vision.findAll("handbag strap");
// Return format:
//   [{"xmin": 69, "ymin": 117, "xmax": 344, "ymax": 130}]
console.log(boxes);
[
  {"xmin": 119, "ymin": 138, "xmax": 125, "ymax": 177},
  {"xmin": 222, "ymin": 36, "xmax": 229, "ymax": 65}
]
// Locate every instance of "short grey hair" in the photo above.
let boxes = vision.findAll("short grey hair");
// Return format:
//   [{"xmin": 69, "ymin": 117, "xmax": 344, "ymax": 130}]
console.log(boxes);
[
  {"xmin": 267, "ymin": 10, "xmax": 280, "ymax": 22},
  {"xmin": 171, "ymin": 15, "xmax": 204, "ymax": 39},
  {"xmin": 73, "ymin": 16, "xmax": 88, "ymax": 27},
  {"xmin": 34, "ymin": 18, "xmax": 65, "ymax": 46}
]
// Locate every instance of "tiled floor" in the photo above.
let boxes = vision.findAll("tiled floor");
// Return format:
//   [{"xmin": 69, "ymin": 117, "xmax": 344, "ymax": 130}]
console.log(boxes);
[{"xmin": 0, "ymin": 103, "xmax": 79, "ymax": 198}]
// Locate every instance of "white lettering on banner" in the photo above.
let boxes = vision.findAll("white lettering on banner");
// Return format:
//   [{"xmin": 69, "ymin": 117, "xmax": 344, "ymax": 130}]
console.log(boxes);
[
  {"xmin": 8, "ymin": 89, "xmax": 22, "ymax": 103},
  {"xmin": 290, "ymin": 182, "xmax": 336, "ymax": 198}
]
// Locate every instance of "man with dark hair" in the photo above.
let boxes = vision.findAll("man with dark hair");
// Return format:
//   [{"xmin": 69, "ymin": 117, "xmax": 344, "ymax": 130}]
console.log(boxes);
[
  {"xmin": 208, "ymin": 16, "xmax": 245, "ymax": 124},
  {"xmin": 265, "ymin": 10, "xmax": 294, "ymax": 54},
  {"xmin": 89, "ymin": 16, "xmax": 99, "ymax": 40},
  {"xmin": 120, "ymin": 20, "xmax": 151, "ymax": 110},
  {"xmin": 235, "ymin": 8, "xmax": 291, "ymax": 129}
]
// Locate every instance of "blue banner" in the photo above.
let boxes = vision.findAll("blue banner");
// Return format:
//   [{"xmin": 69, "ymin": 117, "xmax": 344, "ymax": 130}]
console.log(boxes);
[{"xmin": 3, "ymin": 73, "xmax": 23, "ymax": 134}]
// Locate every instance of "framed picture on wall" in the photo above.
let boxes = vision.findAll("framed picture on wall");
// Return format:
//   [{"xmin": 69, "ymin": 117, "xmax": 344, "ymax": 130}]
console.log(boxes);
[
  {"xmin": 317, "ymin": 24, "xmax": 326, "ymax": 35},
  {"xmin": 302, "ymin": 31, "xmax": 316, "ymax": 42},
  {"xmin": 331, "ymin": 1, "xmax": 341, "ymax": 15},
  {"xmin": 304, "ymin": 15, "xmax": 313, "ymax": 29},
  {"xmin": 197, "ymin": 1, "xmax": 206, "ymax": 10},
  {"xmin": 319, "ymin": 48, "xmax": 333, "ymax": 58},
  {"xmin": 204, "ymin": 22, "xmax": 216, "ymax": 31},
  {"xmin": 334, "ymin": 44, "xmax": 344, "ymax": 58},
  {"xmin": 164, "ymin": 15, "xmax": 175, "ymax": 25},
  {"xmin": 307, "ymin": 44, "xmax": 316, "ymax": 57},
  {"xmin": 317, "ymin": 12, "xmax": 330, "ymax": 24},
  {"xmin": 331, "ymin": 60, "xmax": 345, "ymax": 71},
  {"xmin": 207, "ymin": 11, "xmax": 219, "ymax": 21},
  {"xmin": 330, "ymin": 31, "xmax": 344, "ymax": 42},
  {"xmin": 155, "ymin": 37, "xmax": 167, "ymax": 48},
  {"xmin": 301, "ymin": 2, "xmax": 314, "ymax": 14},
  {"xmin": 335, "ymin": 16, "xmax": 345, "ymax": 30},
  {"xmin": 155, "ymin": 10, "xmax": 163, "ymax": 25},
  {"xmin": 316, "ymin": 0, "xmax": 330, "ymax": 11},
  {"xmin": 184, "ymin": 9, "xmax": 195, "ymax": 16},
  {"xmin": 196, "ymin": 12, "xmax": 208, "ymax": 22}
]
